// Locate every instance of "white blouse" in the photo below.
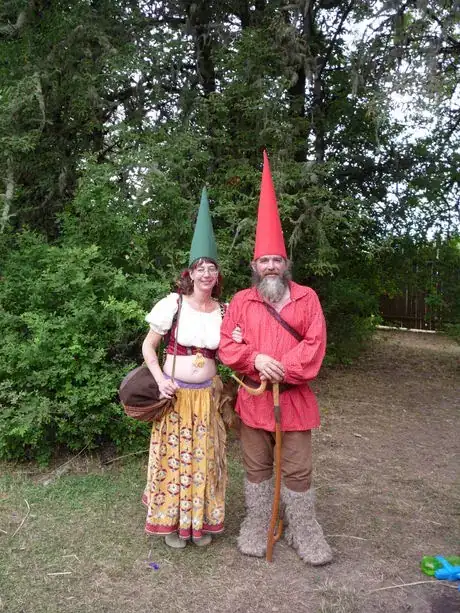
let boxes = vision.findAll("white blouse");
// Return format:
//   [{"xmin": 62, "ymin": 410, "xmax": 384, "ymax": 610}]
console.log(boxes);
[{"xmin": 145, "ymin": 293, "xmax": 223, "ymax": 349}]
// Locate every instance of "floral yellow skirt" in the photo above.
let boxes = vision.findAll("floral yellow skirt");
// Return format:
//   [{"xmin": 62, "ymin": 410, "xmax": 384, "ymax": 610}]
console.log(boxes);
[{"xmin": 143, "ymin": 379, "xmax": 226, "ymax": 540}]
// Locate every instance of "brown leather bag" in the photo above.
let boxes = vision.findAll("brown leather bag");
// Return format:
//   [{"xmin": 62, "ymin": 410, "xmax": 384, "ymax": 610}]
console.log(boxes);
[
  {"xmin": 119, "ymin": 295, "xmax": 183, "ymax": 422},
  {"xmin": 119, "ymin": 365, "xmax": 172, "ymax": 422}
]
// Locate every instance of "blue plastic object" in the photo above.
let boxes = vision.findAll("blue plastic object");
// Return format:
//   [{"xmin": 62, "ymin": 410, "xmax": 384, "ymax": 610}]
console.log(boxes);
[{"xmin": 433, "ymin": 556, "xmax": 460, "ymax": 591}]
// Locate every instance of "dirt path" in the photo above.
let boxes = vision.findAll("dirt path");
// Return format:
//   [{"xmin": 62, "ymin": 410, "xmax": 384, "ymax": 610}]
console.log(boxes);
[
  {"xmin": 117, "ymin": 330, "xmax": 460, "ymax": 613},
  {"xmin": 1, "ymin": 330, "xmax": 459, "ymax": 613}
]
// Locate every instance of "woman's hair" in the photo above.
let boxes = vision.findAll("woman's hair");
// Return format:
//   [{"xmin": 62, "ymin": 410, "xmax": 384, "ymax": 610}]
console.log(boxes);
[{"xmin": 176, "ymin": 257, "xmax": 222, "ymax": 298}]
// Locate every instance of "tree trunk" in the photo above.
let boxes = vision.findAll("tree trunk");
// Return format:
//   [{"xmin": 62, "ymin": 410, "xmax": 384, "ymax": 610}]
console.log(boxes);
[
  {"xmin": 287, "ymin": 4, "xmax": 308, "ymax": 162},
  {"xmin": 185, "ymin": 2, "xmax": 216, "ymax": 97},
  {"xmin": 1, "ymin": 158, "xmax": 14, "ymax": 233}
]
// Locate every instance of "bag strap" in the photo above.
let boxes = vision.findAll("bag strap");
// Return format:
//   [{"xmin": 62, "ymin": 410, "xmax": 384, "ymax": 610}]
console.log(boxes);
[
  {"xmin": 170, "ymin": 294, "xmax": 183, "ymax": 382},
  {"xmin": 262, "ymin": 301, "xmax": 303, "ymax": 343},
  {"xmin": 162, "ymin": 294, "xmax": 183, "ymax": 354},
  {"xmin": 162, "ymin": 297, "xmax": 221, "ymax": 374}
]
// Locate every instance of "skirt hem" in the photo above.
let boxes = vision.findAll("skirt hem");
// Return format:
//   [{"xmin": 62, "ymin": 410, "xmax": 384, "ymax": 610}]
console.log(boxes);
[{"xmin": 144, "ymin": 521, "xmax": 224, "ymax": 538}]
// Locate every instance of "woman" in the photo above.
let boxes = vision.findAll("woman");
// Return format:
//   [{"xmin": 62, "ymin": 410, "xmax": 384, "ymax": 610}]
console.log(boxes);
[{"xmin": 141, "ymin": 188, "xmax": 239, "ymax": 548}]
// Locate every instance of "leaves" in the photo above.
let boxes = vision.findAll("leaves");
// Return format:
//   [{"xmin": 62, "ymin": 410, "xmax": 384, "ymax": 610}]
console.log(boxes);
[
  {"xmin": 0, "ymin": 0, "xmax": 458, "ymax": 457},
  {"xmin": 0, "ymin": 231, "xmax": 158, "ymax": 460}
]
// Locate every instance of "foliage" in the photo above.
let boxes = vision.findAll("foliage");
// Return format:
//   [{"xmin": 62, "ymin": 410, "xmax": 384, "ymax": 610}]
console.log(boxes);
[
  {"xmin": 0, "ymin": 230, "xmax": 169, "ymax": 461},
  {"xmin": 318, "ymin": 277, "xmax": 381, "ymax": 364},
  {"xmin": 377, "ymin": 235, "xmax": 460, "ymax": 329},
  {"xmin": 0, "ymin": 1, "xmax": 458, "ymax": 459},
  {"xmin": 444, "ymin": 323, "xmax": 460, "ymax": 344}
]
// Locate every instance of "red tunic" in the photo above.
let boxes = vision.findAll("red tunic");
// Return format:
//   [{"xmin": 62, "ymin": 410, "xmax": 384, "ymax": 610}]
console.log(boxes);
[{"xmin": 219, "ymin": 282, "xmax": 326, "ymax": 432}]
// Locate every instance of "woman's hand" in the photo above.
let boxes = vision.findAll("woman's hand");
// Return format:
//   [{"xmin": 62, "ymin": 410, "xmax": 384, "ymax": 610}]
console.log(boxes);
[
  {"xmin": 232, "ymin": 326, "xmax": 243, "ymax": 344},
  {"xmin": 158, "ymin": 378, "xmax": 179, "ymax": 399}
]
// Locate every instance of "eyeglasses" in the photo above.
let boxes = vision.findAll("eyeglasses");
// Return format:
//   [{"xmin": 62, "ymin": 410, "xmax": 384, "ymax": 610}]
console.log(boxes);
[{"xmin": 195, "ymin": 266, "xmax": 219, "ymax": 276}]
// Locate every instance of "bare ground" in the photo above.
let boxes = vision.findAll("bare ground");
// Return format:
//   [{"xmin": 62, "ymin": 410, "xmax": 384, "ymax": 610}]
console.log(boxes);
[{"xmin": 1, "ymin": 330, "xmax": 459, "ymax": 613}]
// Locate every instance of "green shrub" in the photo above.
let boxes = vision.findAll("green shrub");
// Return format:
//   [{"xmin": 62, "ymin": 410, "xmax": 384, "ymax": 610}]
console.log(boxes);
[
  {"xmin": 0, "ymin": 232, "xmax": 167, "ymax": 462},
  {"xmin": 443, "ymin": 323, "xmax": 460, "ymax": 344},
  {"xmin": 318, "ymin": 277, "xmax": 380, "ymax": 364}
]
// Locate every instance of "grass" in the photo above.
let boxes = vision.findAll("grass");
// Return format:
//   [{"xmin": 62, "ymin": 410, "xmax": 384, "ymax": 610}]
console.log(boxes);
[
  {"xmin": 1, "ymin": 458, "xmax": 142, "ymax": 612},
  {"xmin": 0, "ymin": 453, "xmax": 246, "ymax": 613},
  {"xmin": 1, "ymin": 331, "xmax": 459, "ymax": 613},
  {"xmin": 317, "ymin": 580, "xmax": 361, "ymax": 613}
]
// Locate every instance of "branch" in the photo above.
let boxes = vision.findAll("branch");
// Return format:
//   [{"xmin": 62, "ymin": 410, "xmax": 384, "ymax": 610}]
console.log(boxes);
[
  {"xmin": 102, "ymin": 449, "xmax": 147, "ymax": 465},
  {"xmin": 426, "ymin": 8, "xmax": 460, "ymax": 52},
  {"xmin": 145, "ymin": 16, "xmax": 186, "ymax": 27},
  {"xmin": 0, "ymin": 0, "xmax": 40, "ymax": 39},
  {"xmin": 369, "ymin": 580, "xmax": 459, "ymax": 593},
  {"xmin": 33, "ymin": 72, "xmax": 46, "ymax": 131},
  {"xmin": 443, "ymin": 111, "xmax": 460, "ymax": 142},
  {"xmin": 1, "ymin": 158, "xmax": 15, "ymax": 233},
  {"xmin": 318, "ymin": 0, "xmax": 354, "ymax": 79},
  {"xmin": 11, "ymin": 499, "xmax": 30, "ymax": 537},
  {"xmin": 0, "ymin": 10, "xmax": 27, "ymax": 38}
]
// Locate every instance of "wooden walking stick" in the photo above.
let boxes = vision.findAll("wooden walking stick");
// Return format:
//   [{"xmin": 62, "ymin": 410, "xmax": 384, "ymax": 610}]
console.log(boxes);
[
  {"xmin": 266, "ymin": 381, "xmax": 283, "ymax": 562},
  {"xmin": 231, "ymin": 374, "xmax": 267, "ymax": 396}
]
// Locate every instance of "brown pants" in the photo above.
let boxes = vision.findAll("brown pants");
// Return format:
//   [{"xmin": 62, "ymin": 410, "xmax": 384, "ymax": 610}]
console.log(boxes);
[{"xmin": 239, "ymin": 422, "xmax": 312, "ymax": 492}]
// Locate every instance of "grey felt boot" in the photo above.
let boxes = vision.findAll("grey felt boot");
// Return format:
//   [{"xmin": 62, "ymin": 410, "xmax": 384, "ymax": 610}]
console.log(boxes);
[
  {"xmin": 237, "ymin": 478, "xmax": 273, "ymax": 558},
  {"xmin": 282, "ymin": 485, "xmax": 333, "ymax": 566}
]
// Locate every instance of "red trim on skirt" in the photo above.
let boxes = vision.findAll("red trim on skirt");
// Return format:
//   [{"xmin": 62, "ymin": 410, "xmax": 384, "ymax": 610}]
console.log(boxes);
[
  {"xmin": 142, "ymin": 494, "xmax": 224, "ymax": 539},
  {"xmin": 144, "ymin": 522, "xmax": 224, "ymax": 539}
]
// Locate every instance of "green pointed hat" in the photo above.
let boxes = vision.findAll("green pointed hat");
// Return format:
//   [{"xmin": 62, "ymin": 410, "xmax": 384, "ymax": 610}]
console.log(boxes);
[{"xmin": 189, "ymin": 187, "xmax": 218, "ymax": 266}]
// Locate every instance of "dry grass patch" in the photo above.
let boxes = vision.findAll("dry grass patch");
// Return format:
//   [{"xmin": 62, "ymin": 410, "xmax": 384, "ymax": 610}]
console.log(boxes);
[{"xmin": 1, "ymin": 330, "xmax": 459, "ymax": 613}]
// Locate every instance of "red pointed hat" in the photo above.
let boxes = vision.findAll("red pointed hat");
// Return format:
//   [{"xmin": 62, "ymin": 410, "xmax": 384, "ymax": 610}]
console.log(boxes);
[{"xmin": 253, "ymin": 150, "xmax": 287, "ymax": 260}]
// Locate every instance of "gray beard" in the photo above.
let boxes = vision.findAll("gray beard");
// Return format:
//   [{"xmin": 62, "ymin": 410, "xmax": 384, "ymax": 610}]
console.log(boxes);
[{"xmin": 253, "ymin": 271, "xmax": 290, "ymax": 304}]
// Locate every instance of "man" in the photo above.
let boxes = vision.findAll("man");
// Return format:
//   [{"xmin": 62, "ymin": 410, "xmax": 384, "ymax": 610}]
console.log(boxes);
[{"xmin": 219, "ymin": 151, "xmax": 332, "ymax": 566}]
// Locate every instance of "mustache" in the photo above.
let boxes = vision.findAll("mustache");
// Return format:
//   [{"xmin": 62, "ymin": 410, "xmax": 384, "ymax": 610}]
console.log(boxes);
[{"xmin": 252, "ymin": 269, "xmax": 291, "ymax": 284}]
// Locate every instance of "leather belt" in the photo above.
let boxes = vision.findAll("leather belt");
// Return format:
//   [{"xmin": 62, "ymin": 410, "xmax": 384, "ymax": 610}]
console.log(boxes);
[{"xmin": 167, "ymin": 346, "xmax": 216, "ymax": 359}]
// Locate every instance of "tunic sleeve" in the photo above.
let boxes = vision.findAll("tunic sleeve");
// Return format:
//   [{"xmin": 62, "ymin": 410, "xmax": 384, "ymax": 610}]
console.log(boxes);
[
  {"xmin": 145, "ymin": 293, "xmax": 180, "ymax": 335},
  {"xmin": 280, "ymin": 290, "xmax": 326, "ymax": 384}
]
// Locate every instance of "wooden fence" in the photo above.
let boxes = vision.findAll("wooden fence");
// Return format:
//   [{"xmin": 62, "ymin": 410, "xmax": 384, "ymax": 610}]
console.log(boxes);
[{"xmin": 380, "ymin": 290, "xmax": 442, "ymax": 331}]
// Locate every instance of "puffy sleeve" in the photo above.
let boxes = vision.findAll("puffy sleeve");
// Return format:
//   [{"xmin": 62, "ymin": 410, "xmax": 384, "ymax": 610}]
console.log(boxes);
[
  {"xmin": 145, "ymin": 293, "xmax": 180, "ymax": 335},
  {"xmin": 280, "ymin": 289, "xmax": 326, "ymax": 384}
]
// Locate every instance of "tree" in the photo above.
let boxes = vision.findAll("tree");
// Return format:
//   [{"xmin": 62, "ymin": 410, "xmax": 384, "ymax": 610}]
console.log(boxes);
[{"xmin": 0, "ymin": 0, "xmax": 458, "ymax": 459}]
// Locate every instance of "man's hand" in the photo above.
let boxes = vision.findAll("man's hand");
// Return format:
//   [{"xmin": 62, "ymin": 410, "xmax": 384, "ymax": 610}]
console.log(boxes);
[{"xmin": 254, "ymin": 354, "xmax": 285, "ymax": 382}]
